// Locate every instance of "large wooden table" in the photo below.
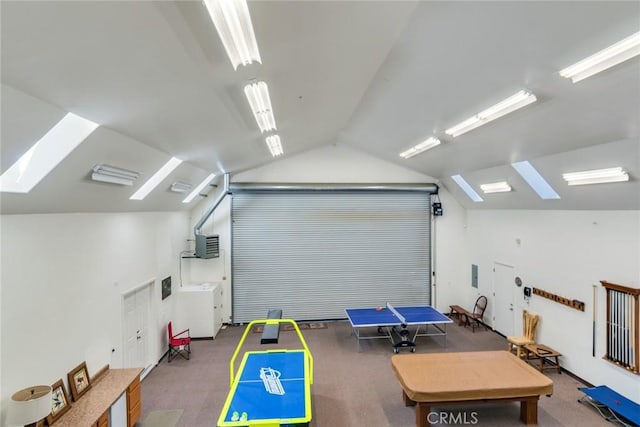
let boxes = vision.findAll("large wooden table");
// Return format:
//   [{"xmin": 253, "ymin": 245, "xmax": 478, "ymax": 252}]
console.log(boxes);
[{"xmin": 391, "ymin": 351, "xmax": 553, "ymax": 426}]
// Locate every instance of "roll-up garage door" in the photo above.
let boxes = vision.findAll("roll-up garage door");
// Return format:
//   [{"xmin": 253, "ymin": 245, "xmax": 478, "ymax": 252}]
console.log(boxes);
[{"xmin": 231, "ymin": 191, "xmax": 432, "ymax": 322}]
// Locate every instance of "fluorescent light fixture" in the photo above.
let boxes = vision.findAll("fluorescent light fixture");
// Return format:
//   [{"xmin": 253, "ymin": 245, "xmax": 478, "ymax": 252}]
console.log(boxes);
[
  {"xmin": 130, "ymin": 157, "xmax": 182, "ymax": 200},
  {"xmin": 560, "ymin": 31, "xmax": 640, "ymax": 83},
  {"xmin": 183, "ymin": 173, "xmax": 216, "ymax": 204},
  {"xmin": 0, "ymin": 113, "xmax": 98, "ymax": 193},
  {"xmin": 512, "ymin": 160, "xmax": 560, "ymax": 199},
  {"xmin": 244, "ymin": 81, "xmax": 276, "ymax": 133},
  {"xmin": 202, "ymin": 0, "xmax": 261, "ymax": 70},
  {"xmin": 399, "ymin": 137, "xmax": 441, "ymax": 159},
  {"xmin": 480, "ymin": 181, "xmax": 512, "ymax": 193},
  {"xmin": 91, "ymin": 164, "xmax": 140, "ymax": 186},
  {"xmin": 445, "ymin": 90, "xmax": 537, "ymax": 138},
  {"xmin": 170, "ymin": 181, "xmax": 193, "ymax": 193},
  {"xmin": 451, "ymin": 174, "xmax": 483, "ymax": 202},
  {"xmin": 562, "ymin": 167, "xmax": 629, "ymax": 186},
  {"xmin": 265, "ymin": 135, "xmax": 283, "ymax": 157}
]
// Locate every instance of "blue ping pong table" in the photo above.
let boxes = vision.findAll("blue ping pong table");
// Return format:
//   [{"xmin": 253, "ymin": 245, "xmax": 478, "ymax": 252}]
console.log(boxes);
[
  {"xmin": 345, "ymin": 303, "xmax": 452, "ymax": 353},
  {"xmin": 218, "ymin": 319, "xmax": 313, "ymax": 427}
]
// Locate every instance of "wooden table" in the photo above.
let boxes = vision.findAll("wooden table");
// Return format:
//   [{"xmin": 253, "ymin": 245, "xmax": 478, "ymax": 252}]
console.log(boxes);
[
  {"xmin": 391, "ymin": 351, "xmax": 553, "ymax": 427},
  {"xmin": 524, "ymin": 344, "xmax": 562, "ymax": 374}
]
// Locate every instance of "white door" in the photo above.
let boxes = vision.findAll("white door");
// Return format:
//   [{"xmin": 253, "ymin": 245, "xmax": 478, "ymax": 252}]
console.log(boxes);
[
  {"xmin": 124, "ymin": 283, "xmax": 151, "ymax": 368},
  {"xmin": 492, "ymin": 262, "xmax": 516, "ymax": 336}
]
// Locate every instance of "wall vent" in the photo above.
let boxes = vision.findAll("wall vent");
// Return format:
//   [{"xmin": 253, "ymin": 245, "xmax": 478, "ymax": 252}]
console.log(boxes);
[{"xmin": 195, "ymin": 234, "xmax": 219, "ymax": 259}]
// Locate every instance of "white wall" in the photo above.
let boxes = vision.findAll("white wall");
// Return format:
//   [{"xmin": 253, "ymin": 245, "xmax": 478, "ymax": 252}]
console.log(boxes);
[
  {"xmin": 188, "ymin": 144, "xmax": 462, "ymax": 321},
  {"xmin": 0, "ymin": 211, "xmax": 190, "ymax": 426},
  {"xmin": 465, "ymin": 209, "xmax": 640, "ymax": 401}
]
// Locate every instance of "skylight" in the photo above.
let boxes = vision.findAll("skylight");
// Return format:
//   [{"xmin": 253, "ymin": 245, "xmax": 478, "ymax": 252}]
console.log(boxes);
[
  {"xmin": 451, "ymin": 174, "xmax": 484, "ymax": 202},
  {"xmin": 130, "ymin": 157, "xmax": 183, "ymax": 200},
  {"xmin": 183, "ymin": 173, "xmax": 216, "ymax": 204},
  {"xmin": 512, "ymin": 161, "xmax": 560, "ymax": 199},
  {"xmin": 0, "ymin": 113, "xmax": 99, "ymax": 193}
]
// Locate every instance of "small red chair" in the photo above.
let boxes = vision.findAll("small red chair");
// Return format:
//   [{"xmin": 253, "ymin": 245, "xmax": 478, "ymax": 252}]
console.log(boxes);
[{"xmin": 167, "ymin": 321, "xmax": 191, "ymax": 362}]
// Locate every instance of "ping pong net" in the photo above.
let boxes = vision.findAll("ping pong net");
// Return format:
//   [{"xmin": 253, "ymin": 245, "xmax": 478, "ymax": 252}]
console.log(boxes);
[{"xmin": 386, "ymin": 302, "xmax": 408, "ymax": 326}]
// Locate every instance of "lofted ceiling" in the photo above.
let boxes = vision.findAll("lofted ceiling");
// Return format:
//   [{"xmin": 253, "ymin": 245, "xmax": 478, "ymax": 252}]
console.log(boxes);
[{"xmin": 1, "ymin": 1, "xmax": 639, "ymax": 214}]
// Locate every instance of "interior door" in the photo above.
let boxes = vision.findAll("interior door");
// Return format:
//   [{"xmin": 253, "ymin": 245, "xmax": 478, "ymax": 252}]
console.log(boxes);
[
  {"xmin": 492, "ymin": 262, "xmax": 516, "ymax": 336},
  {"xmin": 123, "ymin": 284, "xmax": 150, "ymax": 368}
]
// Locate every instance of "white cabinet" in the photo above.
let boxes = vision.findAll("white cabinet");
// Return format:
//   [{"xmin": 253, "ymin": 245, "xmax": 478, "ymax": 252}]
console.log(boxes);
[
  {"xmin": 109, "ymin": 392, "xmax": 127, "ymax": 427},
  {"xmin": 175, "ymin": 283, "xmax": 223, "ymax": 338}
]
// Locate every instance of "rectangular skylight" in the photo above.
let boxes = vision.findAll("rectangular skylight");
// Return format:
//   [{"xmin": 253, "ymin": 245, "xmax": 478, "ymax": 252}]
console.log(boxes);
[
  {"xmin": 560, "ymin": 31, "xmax": 640, "ymax": 83},
  {"xmin": 512, "ymin": 160, "xmax": 560, "ymax": 199},
  {"xmin": 445, "ymin": 90, "xmax": 537, "ymax": 138},
  {"xmin": 183, "ymin": 173, "xmax": 216, "ymax": 204},
  {"xmin": 562, "ymin": 167, "xmax": 629, "ymax": 186},
  {"xmin": 0, "ymin": 113, "xmax": 99, "ymax": 193},
  {"xmin": 399, "ymin": 137, "xmax": 441, "ymax": 159},
  {"xmin": 130, "ymin": 157, "xmax": 182, "ymax": 200},
  {"xmin": 451, "ymin": 174, "xmax": 484, "ymax": 202}
]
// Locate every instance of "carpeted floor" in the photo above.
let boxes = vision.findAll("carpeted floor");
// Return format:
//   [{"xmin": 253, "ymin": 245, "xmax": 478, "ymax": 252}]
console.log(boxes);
[
  {"xmin": 139, "ymin": 321, "xmax": 611, "ymax": 426},
  {"xmin": 139, "ymin": 409, "xmax": 183, "ymax": 427}
]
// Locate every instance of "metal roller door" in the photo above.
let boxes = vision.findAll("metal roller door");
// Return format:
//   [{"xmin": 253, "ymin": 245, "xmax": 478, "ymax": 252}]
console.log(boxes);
[{"xmin": 231, "ymin": 191, "xmax": 432, "ymax": 322}]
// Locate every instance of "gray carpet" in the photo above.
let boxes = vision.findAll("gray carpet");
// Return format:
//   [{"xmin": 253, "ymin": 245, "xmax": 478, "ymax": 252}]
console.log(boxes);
[
  {"xmin": 139, "ymin": 409, "xmax": 183, "ymax": 427},
  {"xmin": 140, "ymin": 321, "xmax": 611, "ymax": 426}
]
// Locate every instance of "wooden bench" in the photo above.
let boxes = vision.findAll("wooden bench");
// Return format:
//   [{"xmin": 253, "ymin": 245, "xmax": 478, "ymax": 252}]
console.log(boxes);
[
  {"xmin": 260, "ymin": 309, "xmax": 283, "ymax": 344},
  {"xmin": 449, "ymin": 296, "xmax": 487, "ymax": 333},
  {"xmin": 449, "ymin": 302, "xmax": 486, "ymax": 332},
  {"xmin": 448, "ymin": 305, "xmax": 469, "ymax": 326},
  {"xmin": 524, "ymin": 344, "xmax": 562, "ymax": 374}
]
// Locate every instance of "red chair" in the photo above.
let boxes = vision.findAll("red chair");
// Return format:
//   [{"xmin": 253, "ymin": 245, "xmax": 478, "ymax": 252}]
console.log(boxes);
[{"xmin": 167, "ymin": 321, "xmax": 191, "ymax": 362}]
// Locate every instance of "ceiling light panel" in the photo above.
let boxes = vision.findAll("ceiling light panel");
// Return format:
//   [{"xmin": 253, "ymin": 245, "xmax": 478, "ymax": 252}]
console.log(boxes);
[
  {"xmin": 399, "ymin": 137, "xmax": 441, "ymax": 159},
  {"xmin": 244, "ymin": 82, "xmax": 276, "ymax": 133},
  {"xmin": 130, "ymin": 157, "xmax": 182, "ymax": 200},
  {"xmin": 183, "ymin": 173, "xmax": 216, "ymax": 204},
  {"xmin": 91, "ymin": 164, "xmax": 140, "ymax": 186},
  {"xmin": 445, "ymin": 90, "xmax": 537, "ymax": 138},
  {"xmin": 480, "ymin": 181, "xmax": 512, "ymax": 193},
  {"xmin": 0, "ymin": 113, "xmax": 99, "ymax": 193},
  {"xmin": 265, "ymin": 135, "xmax": 283, "ymax": 157},
  {"xmin": 562, "ymin": 167, "xmax": 629, "ymax": 186},
  {"xmin": 560, "ymin": 31, "xmax": 640, "ymax": 83},
  {"xmin": 170, "ymin": 181, "xmax": 193, "ymax": 193},
  {"xmin": 512, "ymin": 160, "xmax": 560, "ymax": 200},
  {"xmin": 451, "ymin": 174, "xmax": 484, "ymax": 202},
  {"xmin": 203, "ymin": 0, "xmax": 261, "ymax": 69}
]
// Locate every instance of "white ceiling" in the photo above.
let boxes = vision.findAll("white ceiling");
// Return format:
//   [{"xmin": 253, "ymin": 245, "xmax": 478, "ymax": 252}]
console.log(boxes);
[{"xmin": 1, "ymin": 1, "xmax": 639, "ymax": 214}]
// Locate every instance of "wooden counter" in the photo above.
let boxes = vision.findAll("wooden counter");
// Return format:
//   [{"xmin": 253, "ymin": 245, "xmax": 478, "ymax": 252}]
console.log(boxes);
[{"xmin": 55, "ymin": 368, "xmax": 142, "ymax": 427}]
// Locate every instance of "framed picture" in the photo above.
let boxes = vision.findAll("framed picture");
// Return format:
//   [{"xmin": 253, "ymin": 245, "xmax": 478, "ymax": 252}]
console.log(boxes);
[
  {"xmin": 162, "ymin": 276, "xmax": 172, "ymax": 300},
  {"xmin": 67, "ymin": 361, "xmax": 91, "ymax": 401},
  {"xmin": 46, "ymin": 379, "xmax": 71, "ymax": 425}
]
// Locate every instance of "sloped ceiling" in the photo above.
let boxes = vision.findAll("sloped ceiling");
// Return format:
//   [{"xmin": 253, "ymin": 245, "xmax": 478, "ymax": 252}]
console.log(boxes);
[{"xmin": 1, "ymin": 1, "xmax": 639, "ymax": 214}]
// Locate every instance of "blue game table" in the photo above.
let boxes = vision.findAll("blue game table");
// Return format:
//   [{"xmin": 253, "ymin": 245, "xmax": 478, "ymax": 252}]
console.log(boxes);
[
  {"xmin": 345, "ymin": 303, "xmax": 452, "ymax": 352},
  {"xmin": 217, "ymin": 319, "xmax": 313, "ymax": 427}
]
